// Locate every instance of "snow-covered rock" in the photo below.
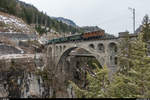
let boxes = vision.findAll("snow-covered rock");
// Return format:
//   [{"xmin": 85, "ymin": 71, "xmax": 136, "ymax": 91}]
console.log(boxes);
[
  {"xmin": 38, "ymin": 37, "xmax": 48, "ymax": 45},
  {"xmin": 0, "ymin": 12, "xmax": 35, "ymax": 33}
]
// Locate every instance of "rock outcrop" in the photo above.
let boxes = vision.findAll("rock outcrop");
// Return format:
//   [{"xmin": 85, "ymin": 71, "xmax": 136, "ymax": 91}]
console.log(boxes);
[{"xmin": 0, "ymin": 56, "xmax": 47, "ymax": 98}]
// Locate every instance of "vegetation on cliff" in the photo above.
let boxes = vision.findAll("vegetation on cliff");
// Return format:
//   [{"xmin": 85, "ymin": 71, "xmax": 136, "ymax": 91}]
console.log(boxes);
[
  {"xmin": 71, "ymin": 33, "xmax": 150, "ymax": 98},
  {"xmin": 142, "ymin": 14, "xmax": 150, "ymax": 42},
  {"xmin": 0, "ymin": 0, "xmax": 83, "ymax": 34}
]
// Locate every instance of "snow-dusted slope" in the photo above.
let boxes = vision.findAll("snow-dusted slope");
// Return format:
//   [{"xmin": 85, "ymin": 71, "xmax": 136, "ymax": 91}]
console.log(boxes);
[{"xmin": 0, "ymin": 12, "xmax": 35, "ymax": 33}]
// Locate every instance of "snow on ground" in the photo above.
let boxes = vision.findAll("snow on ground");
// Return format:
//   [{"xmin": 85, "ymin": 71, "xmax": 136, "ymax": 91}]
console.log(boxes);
[
  {"xmin": 0, "ymin": 12, "xmax": 35, "ymax": 33},
  {"xmin": 0, "ymin": 15, "xmax": 26, "ymax": 27},
  {"xmin": 38, "ymin": 36, "xmax": 48, "ymax": 45}
]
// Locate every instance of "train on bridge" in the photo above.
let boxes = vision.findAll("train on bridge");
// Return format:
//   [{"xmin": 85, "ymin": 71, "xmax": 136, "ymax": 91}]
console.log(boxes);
[{"xmin": 46, "ymin": 30, "xmax": 115, "ymax": 44}]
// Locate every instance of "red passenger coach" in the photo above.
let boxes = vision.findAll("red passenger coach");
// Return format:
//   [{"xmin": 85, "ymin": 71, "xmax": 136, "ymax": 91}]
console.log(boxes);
[{"xmin": 82, "ymin": 30, "xmax": 105, "ymax": 39}]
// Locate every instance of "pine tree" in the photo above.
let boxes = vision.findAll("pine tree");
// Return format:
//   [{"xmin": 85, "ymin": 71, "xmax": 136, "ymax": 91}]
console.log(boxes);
[
  {"xmin": 142, "ymin": 14, "xmax": 150, "ymax": 42},
  {"xmin": 117, "ymin": 34, "xmax": 132, "ymax": 75},
  {"xmin": 70, "ymin": 63, "xmax": 110, "ymax": 98},
  {"xmin": 128, "ymin": 33, "xmax": 150, "ymax": 97},
  {"xmin": 70, "ymin": 33, "xmax": 150, "ymax": 98},
  {"xmin": 106, "ymin": 33, "xmax": 150, "ymax": 98}
]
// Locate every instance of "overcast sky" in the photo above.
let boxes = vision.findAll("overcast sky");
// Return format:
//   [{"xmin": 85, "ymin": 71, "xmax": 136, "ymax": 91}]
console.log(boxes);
[{"xmin": 19, "ymin": 0, "xmax": 150, "ymax": 36}]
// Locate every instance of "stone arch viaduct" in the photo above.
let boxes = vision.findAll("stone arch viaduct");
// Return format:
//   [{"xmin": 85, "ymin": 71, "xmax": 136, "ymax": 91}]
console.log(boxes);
[
  {"xmin": 46, "ymin": 37, "xmax": 119, "ymax": 74},
  {"xmin": 44, "ymin": 33, "xmax": 137, "ymax": 97}
]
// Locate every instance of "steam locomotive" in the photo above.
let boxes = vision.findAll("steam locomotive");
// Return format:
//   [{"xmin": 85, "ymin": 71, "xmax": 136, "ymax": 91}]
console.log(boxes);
[{"xmin": 46, "ymin": 30, "xmax": 105, "ymax": 44}]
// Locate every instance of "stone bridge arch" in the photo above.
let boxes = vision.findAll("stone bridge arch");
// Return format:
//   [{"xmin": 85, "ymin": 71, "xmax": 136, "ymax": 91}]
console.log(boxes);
[
  {"xmin": 53, "ymin": 46, "xmax": 104, "ymax": 98},
  {"xmin": 57, "ymin": 47, "xmax": 103, "ymax": 66},
  {"xmin": 56, "ymin": 44, "xmax": 106, "ymax": 68}
]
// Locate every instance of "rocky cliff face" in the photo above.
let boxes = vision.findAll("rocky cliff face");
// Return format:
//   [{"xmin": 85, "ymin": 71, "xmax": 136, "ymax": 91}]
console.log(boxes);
[
  {"xmin": 0, "ymin": 46, "xmax": 95, "ymax": 98},
  {"xmin": 0, "ymin": 56, "xmax": 48, "ymax": 98},
  {"xmin": 0, "ymin": 51, "xmax": 74, "ymax": 98}
]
